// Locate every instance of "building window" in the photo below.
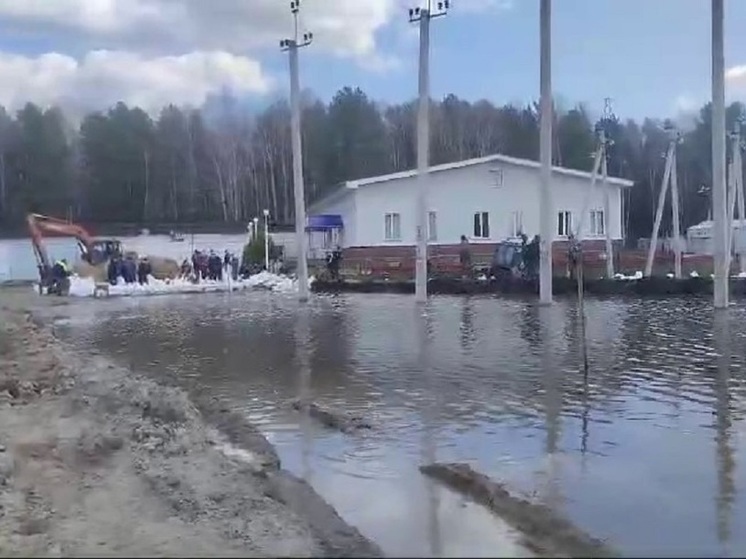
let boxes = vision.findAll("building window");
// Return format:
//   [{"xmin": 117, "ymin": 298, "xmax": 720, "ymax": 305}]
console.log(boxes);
[
  {"xmin": 428, "ymin": 211, "xmax": 437, "ymax": 242},
  {"xmin": 490, "ymin": 167, "xmax": 504, "ymax": 187},
  {"xmin": 510, "ymin": 211, "xmax": 523, "ymax": 237},
  {"xmin": 473, "ymin": 212, "xmax": 490, "ymax": 238},
  {"xmin": 557, "ymin": 211, "xmax": 572, "ymax": 237},
  {"xmin": 590, "ymin": 210, "xmax": 605, "ymax": 236},
  {"xmin": 384, "ymin": 212, "xmax": 401, "ymax": 241}
]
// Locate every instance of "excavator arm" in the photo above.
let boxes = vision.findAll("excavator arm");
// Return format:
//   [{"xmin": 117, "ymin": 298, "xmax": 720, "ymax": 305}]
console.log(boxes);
[{"xmin": 26, "ymin": 213, "xmax": 100, "ymax": 275}]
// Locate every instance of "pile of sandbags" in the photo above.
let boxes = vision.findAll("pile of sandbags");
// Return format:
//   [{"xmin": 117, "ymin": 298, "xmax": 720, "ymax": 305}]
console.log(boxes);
[{"xmin": 73, "ymin": 253, "xmax": 179, "ymax": 282}]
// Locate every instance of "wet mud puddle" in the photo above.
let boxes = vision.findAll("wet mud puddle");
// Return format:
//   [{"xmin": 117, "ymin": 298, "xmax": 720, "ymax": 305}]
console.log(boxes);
[{"xmin": 49, "ymin": 291, "xmax": 746, "ymax": 557}]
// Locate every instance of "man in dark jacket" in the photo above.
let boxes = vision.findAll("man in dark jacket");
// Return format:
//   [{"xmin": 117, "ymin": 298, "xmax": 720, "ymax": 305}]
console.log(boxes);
[
  {"xmin": 122, "ymin": 256, "xmax": 136, "ymax": 284},
  {"xmin": 459, "ymin": 235, "xmax": 472, "ymax": 279},
  {"xmin": 107, "ymin": 256, "xmax": 121, "ymax": 285},
  {"xmin": 50, "ymin": 259, "xmax": 71, "ymax": 295},
  {"xmin": 230, "ymin": 255, "xmax": 239, "ymax": 281},
  {"xmin": 137, "ymin": 258, "xmax": 152, "ymax": 285}
]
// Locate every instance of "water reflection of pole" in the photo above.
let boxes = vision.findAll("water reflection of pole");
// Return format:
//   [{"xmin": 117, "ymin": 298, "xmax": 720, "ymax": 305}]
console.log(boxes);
[
  {"xmin": 418, "ymin": 304, "xmax": 442, "ymax": 557},
  {"xmin": 459, "ymin": 296, "xmax": 475, "ymax": 353},
  {"xmin": 561, "ymin": 301, "xmax": 590, "ymax": 458},
  {"xmin": 296, "ymin": 303, "xmax": 313, "ymax": 483},
  {"xmin": 539, "ymin": 305, "xmax": 562, "ymax": 509},
  {"xmin": 712, "ymin": 310, "xmax": 735, "ymax": 553}
]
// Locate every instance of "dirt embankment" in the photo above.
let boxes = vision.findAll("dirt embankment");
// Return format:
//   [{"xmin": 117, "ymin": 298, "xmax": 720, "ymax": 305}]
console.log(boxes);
[{"xmin": 0, "ymin": 298, "xmax": 381, "ymax": 557}]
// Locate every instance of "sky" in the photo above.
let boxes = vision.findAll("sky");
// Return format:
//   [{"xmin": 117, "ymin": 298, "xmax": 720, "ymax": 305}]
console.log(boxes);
[{"xmin": 0, "ymin": 0, "xmax": 744, "ymax": 122}]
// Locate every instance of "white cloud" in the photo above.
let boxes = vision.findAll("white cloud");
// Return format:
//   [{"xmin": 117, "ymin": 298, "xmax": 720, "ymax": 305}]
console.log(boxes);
[
  {"xmin": 673, "ymin": 94, "xmax": 699, "ymax": 114},
  {"xmin": 669, "ymin": 64, "xmax": 746, "ymax": 120},
  {"xmin": 0, "ymin": 0, "xmax": 406, "ymax": 113},
  {"xmin": 0, "ymin": 0, "xmax": 516, "ymax": 115},
  {"xmin": 0, "ymin": 50, "xmax": 272, "ymax": 117},
  {"xmin": 0, "ymin": 0, "xmax": 398, "ymax": 61},
  {"xmin": 0, "ymin": 0, "xmax": 513, "ymax": 61},
  {"xmin": 404, "ymin": 0, "xmax": 512, "ymax": 15},
  {"xmin": 454, "ymin": 0, "xmax": 514, "ymax": 13},
  {"xmin": 726, "ymin": 64, "xmax": 746, "ymax": 97}
]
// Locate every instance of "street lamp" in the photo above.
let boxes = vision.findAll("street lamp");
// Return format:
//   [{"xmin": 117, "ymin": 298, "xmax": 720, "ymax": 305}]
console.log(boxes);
[
  {"xmin": 281, "ymin": 0, "xmax": 312, "ymax": 302},
  {"xmin": 263, "ymin": 209, "xmax": 270, "ymax": 271},
  {"xmin": 252, "ymin": 217, "xmax": 259, "ymax": 243},
  {"xmin": 408, "ymin": 0, "xmax": 449, "ymax": 303}
]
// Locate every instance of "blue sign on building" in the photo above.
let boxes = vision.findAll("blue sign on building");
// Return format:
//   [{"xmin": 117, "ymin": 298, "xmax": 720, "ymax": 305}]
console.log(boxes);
[{"xmin": 306, "ymin": 214, "xmax": 343, "ymax": 231}]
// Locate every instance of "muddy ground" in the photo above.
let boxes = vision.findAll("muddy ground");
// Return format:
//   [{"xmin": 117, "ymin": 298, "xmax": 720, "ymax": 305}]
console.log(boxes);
[{"xmin": 0, "ymin": 288, "xmax": 381, "ymax": 557}]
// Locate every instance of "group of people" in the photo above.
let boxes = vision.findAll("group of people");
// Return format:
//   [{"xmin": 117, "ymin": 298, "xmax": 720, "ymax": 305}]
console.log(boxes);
[
  {"xmin": 181, "ymin": 250, "xmax": 240, "ymax": 282},
  {"xmin": 107, "ymin": 254, "xmax": 152, "ymax": 285}
]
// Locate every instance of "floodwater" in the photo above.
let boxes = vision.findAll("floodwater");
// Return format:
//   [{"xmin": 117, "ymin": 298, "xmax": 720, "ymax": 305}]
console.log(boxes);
[{"xmin": 45, "ymin": 289, "xmax": 746, "ymax": 558}]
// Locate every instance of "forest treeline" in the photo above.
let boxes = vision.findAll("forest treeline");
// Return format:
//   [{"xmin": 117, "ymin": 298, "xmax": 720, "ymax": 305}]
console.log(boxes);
[{"xmin": 0, "ymin": 86, "xmax": 743, "ymax": 241}]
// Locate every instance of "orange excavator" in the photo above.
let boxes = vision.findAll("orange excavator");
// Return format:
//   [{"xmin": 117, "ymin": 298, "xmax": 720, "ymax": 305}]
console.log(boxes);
[{"xmin": 27, "ymin": 213, "xmax": 179, "ymax": 292}]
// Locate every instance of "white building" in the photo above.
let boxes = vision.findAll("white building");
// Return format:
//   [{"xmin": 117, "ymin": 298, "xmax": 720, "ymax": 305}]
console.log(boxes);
[
  {"xmin": 687, "ymin": 219, "xmax": 746, "ymax": 255},
  {"xmin": 306, "ymin": 154, "xmax": 634, "ymax": 253}
]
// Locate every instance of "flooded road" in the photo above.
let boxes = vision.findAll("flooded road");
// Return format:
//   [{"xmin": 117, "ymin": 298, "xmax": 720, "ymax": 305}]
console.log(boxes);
[{"xmin": 50, "ymin": 292, "xmax": 746, "ymax": 557}]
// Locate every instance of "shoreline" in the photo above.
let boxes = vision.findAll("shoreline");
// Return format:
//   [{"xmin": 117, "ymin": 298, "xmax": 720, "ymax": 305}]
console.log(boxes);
[{"xmin": 0, "ymin": 289, "xmax": 381, "ymax": 557}]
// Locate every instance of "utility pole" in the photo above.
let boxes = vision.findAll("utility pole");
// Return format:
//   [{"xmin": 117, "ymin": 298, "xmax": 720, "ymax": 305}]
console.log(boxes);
[
  {"xmin": 539, "ymin": 0, "xmax": 553, "ymax": 304},
  {"xmin": 737, "ymin": 127, "xmax": 746, "ymax": 274},
  {"xmin": 281, "ymin": 0, "xmax": 312, "ymax": 302},
  {"xmin": 671, "ymin": 143, "xmax": 683, "ymax": 279},
  {"xmin": 408, "ymin": 0, "xmax": 449, "ymax": 303},
  {"xmin": 727, "ymin": 118, "xmax": 746, "ymax": 273},
  {"xmin": 711, "ymin": 0, "xmax": 728, "ymax": 309},
  {"xmin": 600, "ymin": 99, "xmax": 615, "ymax": 279},
  {"xmin": 645, "ymin": 127, "xmax": 679, "ymax": 277}
]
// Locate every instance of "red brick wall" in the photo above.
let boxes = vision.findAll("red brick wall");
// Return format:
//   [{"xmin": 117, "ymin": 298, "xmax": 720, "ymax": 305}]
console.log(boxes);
[{"xmin": 335, "ymin": 243, "xmax": 729, "ymax": 279}]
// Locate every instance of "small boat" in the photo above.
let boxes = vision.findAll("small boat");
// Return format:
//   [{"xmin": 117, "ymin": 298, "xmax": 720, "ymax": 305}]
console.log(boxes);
[{"xmin": 169, "ymin": 230, "xmax": 185, "ymax": 242}]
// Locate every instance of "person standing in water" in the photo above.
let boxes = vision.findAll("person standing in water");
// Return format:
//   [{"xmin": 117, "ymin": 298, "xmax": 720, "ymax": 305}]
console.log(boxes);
[{"xmin": 459, "ymin": 235, "xmax": 472, "ymax": 279}]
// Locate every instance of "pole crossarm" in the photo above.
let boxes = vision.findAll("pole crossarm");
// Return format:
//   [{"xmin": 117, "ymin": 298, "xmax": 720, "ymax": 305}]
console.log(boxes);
[
  {"xmin": 280, "ymin": 0, "xmax": 313, "ymax": 51},
  {"xmin": 409, "ymin": 0, "xmax": 450, "ymax": 22}
]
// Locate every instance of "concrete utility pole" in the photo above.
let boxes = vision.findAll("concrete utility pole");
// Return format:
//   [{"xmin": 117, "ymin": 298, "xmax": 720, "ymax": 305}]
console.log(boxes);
[
  {"xmin": 408, "ymin": 1, "xmax": 449, "ymax": 303},
  {"xmin": 671, "ymin": 147, "xmax": 683, "ymax": 279},
  {"xmin": 539, "ymin": 0, "xmax": 553, "ymax": 304},
  {"xmin": 727, "ymin": 121, "xmax": 745, "ymax": 273},
  {"xmin": 644, "ymin": 128, "xmax": 678, "ymax": 277},
  {"xmin": 600, "ymin": 99, "xmax": 615, "ymax": 279},
  {"xmin": 263, "ymin": 208, "xmax": 270, "ymax": 271},
  {"xmin": 281, "ymin": 0, "xmax": 312, "ymax": 302},
  {"xmin": 711, "ymin": 0, "xmax": 728, "ymax": 308},
  {"xmin": 737, "ymin": 129, "xmax": 746, "ymax": 274}
]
